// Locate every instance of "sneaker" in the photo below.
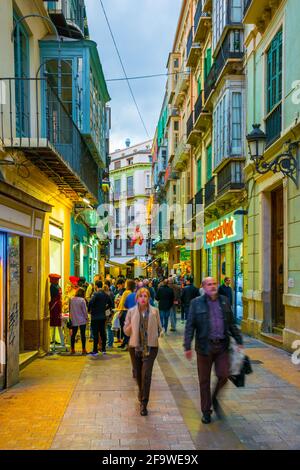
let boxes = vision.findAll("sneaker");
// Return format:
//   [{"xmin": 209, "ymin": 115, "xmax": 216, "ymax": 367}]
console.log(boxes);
[
  {"xmin": 88, "ymin": 352, "xmax": 98, "ymax": 357},
  {"xmin": 102, "ymin": 351, "xmax": 107, "ymax": 355}
]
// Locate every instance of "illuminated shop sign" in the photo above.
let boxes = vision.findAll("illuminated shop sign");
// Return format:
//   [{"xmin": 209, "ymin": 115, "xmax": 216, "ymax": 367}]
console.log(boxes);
[{"xmin": 204, "ymin": 209, "xmax": 243, "ymax": 249}]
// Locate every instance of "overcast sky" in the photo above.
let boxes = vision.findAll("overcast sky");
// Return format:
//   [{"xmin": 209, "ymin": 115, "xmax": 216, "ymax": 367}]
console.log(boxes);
[{"xmin": 85, "ymin": 0, "xmax": 182, "ymax": 152}]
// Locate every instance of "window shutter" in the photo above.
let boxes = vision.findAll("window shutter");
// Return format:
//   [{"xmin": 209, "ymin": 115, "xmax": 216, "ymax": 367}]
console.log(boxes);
[
  {"xmin": 267, "ymin": 29, "xmax": 283, "ymax": 113},
  {"xmin": 207, "ymin": 145, "xmax": 212, "ymax": 181},
  {"xmin": 197, "ymin": 159, "xmax": 202, "ymax": 191}
]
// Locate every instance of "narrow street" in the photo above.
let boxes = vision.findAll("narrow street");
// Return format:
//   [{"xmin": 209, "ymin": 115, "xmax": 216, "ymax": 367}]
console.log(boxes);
[{"xmin": 1, "ymin": 325, "xmax": 300, "ymax": 451}]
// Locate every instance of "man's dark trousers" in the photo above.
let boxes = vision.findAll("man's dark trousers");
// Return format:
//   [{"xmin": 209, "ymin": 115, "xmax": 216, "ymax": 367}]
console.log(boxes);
[
  {"xmin": 196, "ymin": 340, "xmax": 229, "ymax": 414},
  {"xmin": 91, "ymin": 319, "xmax": 107, "ymax": 353}
]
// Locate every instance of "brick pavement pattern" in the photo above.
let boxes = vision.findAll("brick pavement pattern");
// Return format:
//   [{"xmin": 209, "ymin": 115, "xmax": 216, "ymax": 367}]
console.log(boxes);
[{"xmin": 0, "ymin": 325, "xmax": 300, "ymax": 450}]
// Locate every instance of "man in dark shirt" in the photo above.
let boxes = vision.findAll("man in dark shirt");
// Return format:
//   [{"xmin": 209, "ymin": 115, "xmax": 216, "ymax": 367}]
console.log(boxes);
[
  {"xmin": 184, "ymin": 277, "xmax": 243, "ymax": 424},
  {"xmin": 181, "ymin": 275, "xmax": 200, "ymax": 321},
  {"xmin": 88, "ymin": 281, "xmax": 113, "ymax": 356},
  {"xmin": 218, "ymin": 277, "xmax": 233, "ymax": 306},
  {"xmin": 155, "ymin": 279, "xmax": 175, "ymax": 334}
]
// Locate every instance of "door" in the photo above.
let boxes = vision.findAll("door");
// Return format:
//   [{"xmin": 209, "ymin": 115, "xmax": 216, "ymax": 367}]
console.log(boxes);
[
  {"xmin": 218, "ymin": 245, "xmax": 226, "ymax": 286},
  {"xmin": 6, "ymin": 235, "xmax": 20, "ymax": 388},
  {"xmin": 234, "ymin": 242, "xmax": 243, "ymax": 324},
  {"xmin": 271, "ymin": 186, "xmax": 284, "ymax": 329},
  {"xmin": 0, "ymin": 233, "xmax": 7, "ymax": 390}
]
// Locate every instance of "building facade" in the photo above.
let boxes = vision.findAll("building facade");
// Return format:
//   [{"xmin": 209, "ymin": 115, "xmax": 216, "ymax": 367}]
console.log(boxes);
[
  {"xmin": 109, "ymin": 140, "xmax": 152, "ymax": 278},
  {"xmin": 242, "ymin": 0, "xmax": 300, "ymax": 350},
  {"xmin": 0, "ymin": 0, "xmax": 110, "ymax": 389}
]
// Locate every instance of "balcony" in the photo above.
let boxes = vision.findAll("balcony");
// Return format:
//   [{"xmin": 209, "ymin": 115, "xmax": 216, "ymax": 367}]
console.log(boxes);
[
  {"xmin": 0, "ymin": 77, "xmax": 99, "ymax": 202},
  {"xmin": 186, "ymin": 111, "xmax": 201, "ymax": 146},
  {"xmin": 216, "ymin": 161, "xmax": 245, "ymax": 198},
  {"xmin": 191, "ymin": 188, "xmax": 204, "ymax": 219},
  {"xmin": 202, "ymin": 0, "xmax": 212, "ymax": 13},
  {"xmin": 173, "ymin": 136, "xmax": 190, "ymax": 171},
  {"xmin": 194, "ymin": 2, "xmax": 212, "ymax": 43},
  {"xmin": 186, "ymin": 28, "xmax": 201, "ymax": 68},
  {"xmin": 46, "ymin": 0, "xmax": 86, "ymax": 39},
  {"xmin": 243, "ymin": 0, "xmax": 283, "ymax": 27},
  {"xmin": 204, "ymin": 31, "xmax": 243, "ymax": 106},
  {"xmin": 205, "ymin": 177, "xmax": 216, "ymax": 207},
  {"xmin": 174, "ymin": 68, "xmax": 190, "ymax": 106},
  {"xmin": 266, "ymin": 103, "xmax": 282, "ymax": 148},
  {"xmin": 164, "ymin": 165, "xmax": 180, "ymax": 186},
  {"xmin": 166, "ymin": 106, "xmax": 179, "ymax": 126}
]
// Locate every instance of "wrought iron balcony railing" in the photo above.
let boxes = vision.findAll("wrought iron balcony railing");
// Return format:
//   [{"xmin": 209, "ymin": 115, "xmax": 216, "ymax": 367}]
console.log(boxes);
[
  {"xmin": 217, "ymin": 161, "xmax": 245, "ymax": 196},
  {"xmin": 0, "ymin": 77, "xmax": 99, "ymax": 201},
  {"xmin": 205, "ymin": 177, "xmax": 216, "ymax": 206},
  {"xmin": 266, "ymin": 102, "xmax": 282, "ymax": 148},
  {"xmin": 194, "ymin": 92, "xmax": 203, "ymax": 123},
  {"xmin": 187, "ymin": 112, "xmax": 194, "ymax": 138}
]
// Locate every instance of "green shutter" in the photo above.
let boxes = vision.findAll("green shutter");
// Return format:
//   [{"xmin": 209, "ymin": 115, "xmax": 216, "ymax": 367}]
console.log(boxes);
[
  {"xmin": 197, "ymin": 159, "xmax": 202, "ymax": 191},
  {"xmin": 207, "ymin": 48, "xmax": 212, "ymax": 72},
  {"xmin": 267, "ymin": 29, "xmax": 282, "ymax": 113},
  {"xmin": 197, "ymin": 76, "xmax": 202, "ymax": 96},
  {"xmin": 206, "ymin": 144, "xmax": 212, "ymax": 181}
]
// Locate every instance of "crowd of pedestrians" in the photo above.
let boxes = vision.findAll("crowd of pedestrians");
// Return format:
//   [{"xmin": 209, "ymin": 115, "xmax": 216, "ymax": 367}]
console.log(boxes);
[{"xmin": 64, "ymin": 272, "xmax": 241, "ymax": 420}]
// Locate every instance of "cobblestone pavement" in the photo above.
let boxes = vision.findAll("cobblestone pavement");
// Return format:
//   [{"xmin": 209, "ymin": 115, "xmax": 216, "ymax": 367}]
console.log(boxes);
[{"xmin": 1, "ymin": 322, "xmax": 300, "ymax": 450}]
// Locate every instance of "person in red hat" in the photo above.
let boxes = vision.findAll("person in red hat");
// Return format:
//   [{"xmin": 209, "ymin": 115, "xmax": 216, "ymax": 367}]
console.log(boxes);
[{"xmin": 49, "ymin": 274, "xmax": 65, "ymax": 349}]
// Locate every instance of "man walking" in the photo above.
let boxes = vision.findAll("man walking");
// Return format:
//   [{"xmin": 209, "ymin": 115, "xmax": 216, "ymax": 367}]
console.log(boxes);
[
  {"xmin": 218, "ymin": 277, "xmax": 233, "ymax": 306},
  {"xmin": 88, "ymin": 280, "xmax": 113, "ymax": 356},
  {"xmin": 155, "ymin": 279, "xmax": 174, "ymax": 334},
  {"xmin": 181, "ymin": 275, "xmax": 200, "ymax": 321},
  {"xmin": 168, "ymin": 277, "xmax": 181, "ymax": 332},
  {"xmin": 184, "ymin": 277, "xmax": 243, "ymax": 424}
]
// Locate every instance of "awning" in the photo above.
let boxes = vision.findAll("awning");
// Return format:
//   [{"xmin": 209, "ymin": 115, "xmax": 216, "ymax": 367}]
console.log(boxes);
[{"xmin": 107, "ymin": 257, "xmax": 136, "ymax": 267}]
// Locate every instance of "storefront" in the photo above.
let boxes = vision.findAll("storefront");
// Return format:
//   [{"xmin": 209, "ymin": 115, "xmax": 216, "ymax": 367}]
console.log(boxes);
[
  {"xmin": 0, "ymin": 181, "xmax": 50, "ymax": 389},
  {"xmin": 173, "ymin": 247, "xmax": 192, "ymax": 277},
  {"xmin": 203, "ymin": 209, "xmax": 244, "ymax": 323}
]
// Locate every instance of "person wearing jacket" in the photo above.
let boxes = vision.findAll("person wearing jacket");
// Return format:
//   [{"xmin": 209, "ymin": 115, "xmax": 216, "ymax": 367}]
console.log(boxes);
[
  {"xmin": 168, "ymin": 277, "xmax": 181, "ymax": 332},
  {"xmin": 181, "ymin": 275, "xmax": 200, "ymax": 321},
  {"xmin": 218, "ymin": 277, "xmax": 233, "ymax": 306},
  {"xmin": 69, "ymin": 288, "xmax": 89, "ymax": 354},
  {"xmin": 124, "ymin": 288, "xmax": 163, "ymax": 416},
  {"xmin": 155, "ymin": 279, "xmax": 175, "ymax": 334},
  {"xmin": 117, "ymin": 279, "xmax": 136, "ymax": 349},
  {"xmin": 184, "ymin": 277, "xmax": 243, "ymax": 424},
  {"xmin": 88, "ymin": 280, "xmax": 113, "ymax": 356}
]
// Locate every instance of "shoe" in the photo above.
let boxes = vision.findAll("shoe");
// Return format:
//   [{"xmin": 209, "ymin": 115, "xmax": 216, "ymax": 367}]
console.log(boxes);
[
  {"xmin": 140, "ymin": 404, "xmax": 148, "ymax": 416},
  {"xmin": 70, "ymin": 348, "xmax": 75, "ymax": 354},
  {"xmin": 201, "ymin": 413, "xmax": 211, "ymax": 424},
  {"xmin": 82, "ymin": 349, "xmax": 88, "ymax": 355},
  {"xmin": 117, "ymin": 344, "xmax": 124, "ymax": 349},
  {"xmin": 102, "ymin": 351, "xmax": 107, "ymax": 355},
  {"xmin": 170, "ymin": 328, "xmax": 176, "ymax": 332},
  {"xmin": 88, "ymin": 352, "xmax": 98, "ymax": 357}
]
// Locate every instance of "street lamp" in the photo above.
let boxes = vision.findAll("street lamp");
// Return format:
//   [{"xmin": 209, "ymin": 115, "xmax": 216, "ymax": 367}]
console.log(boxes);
[{"xmin": 246, "ymin": 124, "xmax": 299, "ymax": 187}]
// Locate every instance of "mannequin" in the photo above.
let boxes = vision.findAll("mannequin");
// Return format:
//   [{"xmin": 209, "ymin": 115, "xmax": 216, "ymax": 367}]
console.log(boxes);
[{"xmin": 49, "ymin": 273, "xmax": 65, "ymax": 350}]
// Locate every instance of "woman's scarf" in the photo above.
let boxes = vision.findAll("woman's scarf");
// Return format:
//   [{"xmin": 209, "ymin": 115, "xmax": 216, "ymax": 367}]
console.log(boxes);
[{"xmin": 138, "ymin": 309, "xmax": 150, "ymax": 358}]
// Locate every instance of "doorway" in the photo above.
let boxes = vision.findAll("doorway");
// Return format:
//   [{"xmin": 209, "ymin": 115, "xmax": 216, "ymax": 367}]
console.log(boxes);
[
  {"xmin": 218, "ymin": 246, "xmax": 226, "ymax": 286},
  {"xmin": 271, "ymin": 186, "xmax": 284, "ymax": 330},
  {"xmin": 0, "ymin": 232, "xmax": 7, "ymax": 390}
]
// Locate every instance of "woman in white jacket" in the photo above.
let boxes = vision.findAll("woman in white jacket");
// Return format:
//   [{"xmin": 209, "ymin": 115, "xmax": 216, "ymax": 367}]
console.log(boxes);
[{"xmin": 124, "ymin": 288, "xmax": 163, "ymax": 416}]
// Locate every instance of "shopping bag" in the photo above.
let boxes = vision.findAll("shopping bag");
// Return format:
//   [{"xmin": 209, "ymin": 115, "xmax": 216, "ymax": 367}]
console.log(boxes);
[
  {"xmin": 229, "ymin": 337, "xmax": 245, "ymax": 376},
  {"xmin": 112, "ymin": 311, "xmax": 120, "ymax": 331}
]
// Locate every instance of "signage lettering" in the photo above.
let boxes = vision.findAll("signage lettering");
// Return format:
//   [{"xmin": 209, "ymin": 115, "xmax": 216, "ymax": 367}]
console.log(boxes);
[{"xmin": 206, "ymin": 218, "xmax": 235, "ymax": 246}]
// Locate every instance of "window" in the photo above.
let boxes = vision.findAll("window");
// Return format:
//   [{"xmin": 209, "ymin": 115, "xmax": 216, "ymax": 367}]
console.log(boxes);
[
  {"xmin": 127, "ymin": 176, "xmax": 134, "ymax": 196},
  {"xmin": 206, "ymin": 145, "xmax": 212, "ymax": 182},
  {"xmin": 127, "ymin": 237, "xmax": 134, "ymax": 255},
  {"xmin": 114, "ymin": 179, "xmax": 121, "ymax": 198},
  {"xmin": 213, "ymin": 89, "xmax": 243, "ymax": 167},
  {"xmin": 231, "ymin": 92, "xmax": 242, "ymax": 154},
  {"xmin": 14, "ymin": 12, "xmax": 30, "ymax": 137},
  {"xmin": 126, "ymin": 206, "xmax": 135, "ymax": 225},
  {"xmin": 267, "ymin": 29, "xmax": 283, "ymax": 113},
  {"xmin": 115, "ymin": 208, "xmax": 120, "ymax": 228},
  {"xmin": 230, "ymin": 0, "xmax": 243, "ymax": 23},
  {"xmin": 114, "ymin": 237, "xmax": 122, "ymax": 255},
  {"xmin": 174, "ymin": 121, "xmax": 179, "ymax": 131},
  {"xmin": 46, "ymin": 59, "xmax": 73, "ymax": 116},
  {"xmin": 174, "ymin": 58, "xmax": 179, "ymax": 69},
  {"xmin": 146, "ymin": 173, "xmax": 151, "ymax": 188},
  {"xmin": 213, "ymin": 93, "xmax": 228, "ymax": 168},
  {"xmin": 213, "ymin": 0, "xmax": 226, "ymax": 50},
  {"xmin": 114, "ymin": 161, "xmax": 121, "ymax": 170},
  {"xmin": 127, "ymin": 158, "xmax": 133, "ymax": 166}
]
